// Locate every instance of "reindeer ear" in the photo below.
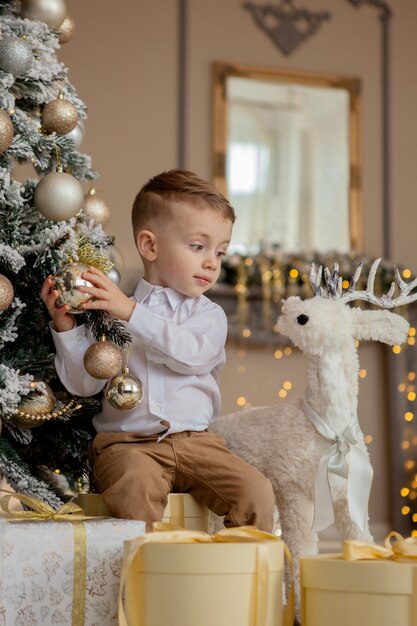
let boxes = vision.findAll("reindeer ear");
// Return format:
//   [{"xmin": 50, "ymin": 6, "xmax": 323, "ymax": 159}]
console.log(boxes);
[{"xmin": 351, "ymin": 308, "xmax": 410, "ymax": 345}]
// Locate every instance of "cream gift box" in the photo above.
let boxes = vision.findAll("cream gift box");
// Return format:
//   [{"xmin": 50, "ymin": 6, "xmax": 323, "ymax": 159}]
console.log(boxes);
[
  {"xmin": 77, "ymin": 492, "xmax": 210, "ymax": 531},
  {"xmin": 300, "ymin": 552, "xmax": 417, "ymax": 626},
  {"xmin": 119, "ymin": 527, "xmax": 291, "ymax": 626},
  {"xmin": 161, "ymin": 493, "xmax": 209, "ymax": 531},
  {"xmin": 0, "ymin": 516, "xmax": 145, "ymax": 626}
]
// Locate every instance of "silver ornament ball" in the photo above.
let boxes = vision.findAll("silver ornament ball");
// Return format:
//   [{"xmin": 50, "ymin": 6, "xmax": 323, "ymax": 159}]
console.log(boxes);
[
  {"xmin": 0, "ymin": 37, "xmax": 33, "ymax": 76},
  {"xmin": 34, "ymin": 171, "xmax": 84, "ymax": 220},
  {"xmin": 106, "ymin": 245, "xmax": 125, "ymax": 273},
  {"xmin": 105, "ymin": 368, "xmax": 143, "ymax": 411},
  {"xmin": 53, "ymin": 262, "xmax": 93, "ymax": 313},
  {"xmin": 21, "ymin": 0, "xmax": 67, "ymax": 29}
]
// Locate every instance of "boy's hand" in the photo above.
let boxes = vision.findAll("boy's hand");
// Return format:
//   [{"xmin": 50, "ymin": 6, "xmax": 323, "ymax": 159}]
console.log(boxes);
[
  {"xmin": 79, "ymin": 266, "xmax": 135, "ymax": 321},
  {"xmin": 40, "ymin": 276, "xmax": 76, "ymax": 333}
]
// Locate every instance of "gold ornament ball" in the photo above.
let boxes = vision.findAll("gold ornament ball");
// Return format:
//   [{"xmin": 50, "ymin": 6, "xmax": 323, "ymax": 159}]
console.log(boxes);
[
  {"xmin": 0, "ymin": 109, "xmax": 13, "ymax": 154},
  {"xmin": 83, "ymin": 336, "xmax": 123, "ymax": 380},
  {"xmin": 21, "ymin": 0, "xmax": 67, "ymax": 29},
  {"xmin": 14, "ymin": 381, "xmax": 57, "ymax": 429},
  {"xmin": 0, "ymin": 37, "xmax": 33, "ymax": 76},
  {"xmin": 58, "ymin": 14, "xmax": 76, "ymax": 43},
  {"xmin": 42, "ymin": 97, "xmax": 78, "ymax": 135},
  {"xmin": 34, "ymin": 171, "xmax": 84, "ymax": 220},
  {"xmin": 53, "ymin": 262, "xmax": 94, "ymax": 313},
  {"xmin": 83, "ymin": 189, "xmax": 111, "ymax": 227},
  {"xmin": 0, "ymin": 274, "xmax": 14, "ymax": 312},
  {"xmin": 105, "ymin": 368, "xmax": 143, "ymax": 411}
]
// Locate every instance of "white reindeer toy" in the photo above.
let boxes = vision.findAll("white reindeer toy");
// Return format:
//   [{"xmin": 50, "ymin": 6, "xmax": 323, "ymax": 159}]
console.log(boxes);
[{"xmin": 211, "ymin": 258, "xmax": 417, "ymax": 615}]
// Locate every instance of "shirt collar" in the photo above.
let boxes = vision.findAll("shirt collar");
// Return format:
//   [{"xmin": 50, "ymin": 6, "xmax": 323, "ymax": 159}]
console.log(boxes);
[{"xmin": 134, "ymin": 278, "xmax": 187, "ymax": 311}]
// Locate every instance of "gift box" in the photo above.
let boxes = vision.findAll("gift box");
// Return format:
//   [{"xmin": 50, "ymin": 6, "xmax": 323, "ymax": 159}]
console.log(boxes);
[
  {"xmin": 120, "ymin": 527, "xmax": 290, "ymax": 626},
  {"xmin": 300, "ymin": 552, "xmax": 417, "ymax": 626},
  {"xmin": 77, "ymin": 492, "xmax": 210, "ymax": 531},
  {"xmin": 0, "ymin": 516, "xmax": 145, "ymax": 626},
  {"xmin": 161, "ymin": 493, "xmax": 209, "ymax": 531}
]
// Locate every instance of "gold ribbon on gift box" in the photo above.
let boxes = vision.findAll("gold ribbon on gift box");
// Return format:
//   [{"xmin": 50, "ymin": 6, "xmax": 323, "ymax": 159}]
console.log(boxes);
[
  {"xmin": 343, "ymin": 531, "xmax": 417, "ymax": 562},
  {"xmin": 118, "ymin": 525, "xmax": 295, "ymax": 626},
  {"xmin": 0, "ymin": 490, "xmax": 94, "ymax": 626}
]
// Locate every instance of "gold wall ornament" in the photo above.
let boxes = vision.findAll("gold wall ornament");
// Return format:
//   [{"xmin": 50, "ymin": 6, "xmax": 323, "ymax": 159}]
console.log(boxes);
[
  {"xmin": 53, "ymin": 262, "xmax": 94, "ymax": 313},
  {"xmin": 83, "ymin": 336, "xmax": 123, "ymax": 380},
  {"xmin": 0, "ymin": 274, "xmax": 14, "ymax": 312},
  {"xmin": 42, "ymin": 94, "xmax": 78, "ymax": 135},
  {"xmin": 0, "ymin": 109, "xmax": 14, "ymax": 154},
  {"xmin": 243, "ymin": 0, "xmax": 331, "ymax": 56}
]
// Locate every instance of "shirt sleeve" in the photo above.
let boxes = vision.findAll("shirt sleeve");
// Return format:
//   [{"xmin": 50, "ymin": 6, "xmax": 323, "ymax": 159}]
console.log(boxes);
[
  {"xmin": 127, "ymin": 301, "xmax": 227, "ymax": 375},
  {"xmin": 51, "ymin": 323, "xmax": 107, "ymax": 397}
]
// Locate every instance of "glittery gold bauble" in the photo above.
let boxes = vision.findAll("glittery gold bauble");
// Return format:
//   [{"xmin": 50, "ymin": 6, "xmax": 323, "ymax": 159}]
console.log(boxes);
[
  {"xmin": 53, "ymin": 262, "xmax": 93, "ymax": 313},
  {"xmin": 21, "ymin": 0, "xmax": 67, "ymax": 29},
  {"xmin": 0, "ymin": 37, "xmax": 33, "ymax": 76},
  {"xmin": 0, "ymin": 109, "xmax": 13, "ymax": 154},
  {"xmin": 58, "ymin": 14, "xmax": 75, "ymax": 43},
  {"xmin": 14, "ymin": 381, "xmax": 57, "ymax": 429},
  {"xmin": 0, "ymin": 274, "xmax": 14, "ymax": 312},
  {"xmin": 105, "ymin": 368, "xmax": 143, "ymax": 411},
  {"xmin": 83, "ymin": 188, "xmax": 111, "ymax": 227},
  {"xmin": 42, "ymin": 96, "xmax": 78, "ymax": 135},
  {"xmin": 83, "ymin": 336, "xmax": 122, "ymax": 380},
  {"xmin": 34, "ymin": 171, "xmax": 84, "ymax": 220}
]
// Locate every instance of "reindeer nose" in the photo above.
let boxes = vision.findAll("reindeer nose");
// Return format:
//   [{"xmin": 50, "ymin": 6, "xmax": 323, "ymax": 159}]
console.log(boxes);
[{"xmin": 297, "ymin": 314, "xmax": 309, "ymax": 325}]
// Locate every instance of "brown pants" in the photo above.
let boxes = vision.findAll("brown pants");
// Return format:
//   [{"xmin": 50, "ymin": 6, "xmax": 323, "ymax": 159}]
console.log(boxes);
[{"xmin": 90, "ymin": 430, "xmax": 275, "ymax": 532}]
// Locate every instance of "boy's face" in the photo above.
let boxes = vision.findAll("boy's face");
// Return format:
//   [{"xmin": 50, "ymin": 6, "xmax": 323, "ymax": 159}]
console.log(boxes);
[{"xmin": 140, "ymin": 202, "xmax": 232, "ymax": 298}]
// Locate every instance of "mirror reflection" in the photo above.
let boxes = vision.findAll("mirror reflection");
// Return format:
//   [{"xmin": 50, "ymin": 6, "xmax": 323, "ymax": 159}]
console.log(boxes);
[{"xmin": 212, "ymin": 63, "xmax": 362, "ymax": 255}]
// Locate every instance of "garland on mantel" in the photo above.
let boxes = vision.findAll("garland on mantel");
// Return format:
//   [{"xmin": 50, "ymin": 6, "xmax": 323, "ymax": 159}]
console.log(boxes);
[{"xmin": 210, "ymin": 251, "xmax": 416, "ymax": 343}]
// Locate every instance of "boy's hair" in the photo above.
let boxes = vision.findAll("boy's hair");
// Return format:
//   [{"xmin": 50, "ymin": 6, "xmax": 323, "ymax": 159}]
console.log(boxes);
[{"xmin": 132, "ymin": 169, "xmax": 235, "ymax": 237}]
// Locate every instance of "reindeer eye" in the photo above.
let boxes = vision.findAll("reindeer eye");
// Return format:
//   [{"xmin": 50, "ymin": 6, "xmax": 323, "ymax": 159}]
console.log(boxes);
[{"xmin": 297, "ymin": 314, "xmax": 309, "ymax": 325}]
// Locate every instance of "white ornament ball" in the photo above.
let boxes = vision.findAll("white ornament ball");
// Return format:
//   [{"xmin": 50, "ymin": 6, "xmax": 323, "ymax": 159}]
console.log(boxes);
[
  {"xmin": 64, "ymin": 122, "xmax": 83, "ymax": 148},
  {"xmin": 107, "ymin": 267, "xmax": 121, "ymax": 285},
  {"xmin": 34, "ymin": 171, "xmax": 84, "ymax": 221},
  {"xmin": 0, "ymin": 37, "xmax": 33, "ymax": 76},
  {"xmin": 21, "ymin": 0, "xmax": 67, "ymax": 29}
]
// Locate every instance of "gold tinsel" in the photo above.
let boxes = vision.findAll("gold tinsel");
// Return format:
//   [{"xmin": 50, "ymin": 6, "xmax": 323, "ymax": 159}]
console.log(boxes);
[{"xmin": 77, "ymin": 236, "xmax": 113, "ymax": 274}]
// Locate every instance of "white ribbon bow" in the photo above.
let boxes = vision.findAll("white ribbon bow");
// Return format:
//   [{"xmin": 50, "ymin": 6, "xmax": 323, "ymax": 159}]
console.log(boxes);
[{"xmin": 302, "ymin": 397, "xmax": 373, "ymax": 533}]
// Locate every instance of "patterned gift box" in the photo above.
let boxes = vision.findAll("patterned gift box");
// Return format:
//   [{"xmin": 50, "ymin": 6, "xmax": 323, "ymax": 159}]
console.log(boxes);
[
  {"xmin": 0, "ymin": 517, "xmax": 145, "ymax": 626},
  {"xmin": 300, "ymin": 552, "xmax": 417, "ymax": 626}
]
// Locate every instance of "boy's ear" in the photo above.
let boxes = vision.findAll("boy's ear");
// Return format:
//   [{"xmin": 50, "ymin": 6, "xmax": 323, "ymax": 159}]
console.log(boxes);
[{"xmin": 136, "ymin": 230, "xmax": 157, "ymax": 261}]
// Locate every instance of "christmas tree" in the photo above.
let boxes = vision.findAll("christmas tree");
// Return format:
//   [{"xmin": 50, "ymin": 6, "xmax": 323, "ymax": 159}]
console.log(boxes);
[{"xmin": 0, "ymin": 0, "xmax": 129, "ymax": 507}]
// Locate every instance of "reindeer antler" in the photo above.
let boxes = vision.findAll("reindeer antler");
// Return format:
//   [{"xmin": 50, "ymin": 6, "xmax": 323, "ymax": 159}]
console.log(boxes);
[{"xmin": 310, "ymin": 258, "xmax": 417, "ymax": 308}]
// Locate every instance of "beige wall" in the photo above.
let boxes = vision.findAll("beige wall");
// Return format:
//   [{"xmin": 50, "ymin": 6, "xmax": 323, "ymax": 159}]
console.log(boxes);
[{"xmin": 59, "ymin": 1, "xmax": 417, "ymax": 531}]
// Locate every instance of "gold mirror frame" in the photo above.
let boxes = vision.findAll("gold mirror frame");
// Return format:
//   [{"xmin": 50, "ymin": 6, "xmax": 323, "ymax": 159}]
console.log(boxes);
[{"xmin": 212, "ymin": 61, "xmax": 363, "ymax": 252}]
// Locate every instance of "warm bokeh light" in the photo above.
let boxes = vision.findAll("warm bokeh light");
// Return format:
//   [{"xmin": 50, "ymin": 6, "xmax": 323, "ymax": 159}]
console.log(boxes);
[
  {"xmin": 401, "ymin": 487, "xmax": 410, "ymax": 497},
  {"xmin": 278, "ymin": 389, "xmax": 287, "ymax": 399},
  {"xmin": 359, "ymin": 369, "xmax": 367, "ymax": 378},
  {"xmin": 289, "ymin": 268, "xmax": 299, "ymax": 278},
  {"xmin": 402, "ymin": 268, "xmax": 412, "ymax": 279},
  {"xmin": 401, "ymin": 506, "xmax": 410, "ymax": 515},
  {"xmin": 283, "ymin": 380, "xmax": 292, "ymax": 390},
  {"xmin": 407, "ymin": 391, "xmax": 416, "ymax": 402},
  {"xmin": 274, "ymin": 350, "xmax": 283, "ymax": 360},
  {"xmin": 364, "ymin": 435, "xmax": 373, "ymax": 444},
  {"xmin": 405, "ymin": 412, "xmax": 414, "ymax": 422},
  {"xmin": 242, "ymin": 328, "xmax": 251, "ymax": 338},
  {"xmin": 408, "ymin": 371, "xmax": 416, "ymax": 380},
  {"xmin": 393, "ymin": 345, "xmax": 402, "ymax": 354},
  {"xmin": 236, "ymin": 396, "xmax": 246, "ymax": 406}
]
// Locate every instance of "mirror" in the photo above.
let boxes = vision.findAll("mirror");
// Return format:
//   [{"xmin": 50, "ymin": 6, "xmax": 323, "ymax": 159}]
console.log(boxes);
[{"xmin": 212, "ymin": 62, "xmax": 362, "ymax": 255}]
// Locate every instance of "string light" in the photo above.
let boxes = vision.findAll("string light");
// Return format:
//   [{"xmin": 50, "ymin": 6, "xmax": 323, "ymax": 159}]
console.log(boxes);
[
  {"xmin": 274, "ymin": 350, "xmax": 283, "ymax": 359},
  {"xmin": 398, "ymin": 383, "xmax": 406, "ymax": 392},
  {"xmin": 364, "ymin": 435, "xmax": 373, "ymax": 444},
  {"xmin": 405, "ymin": 412, "xmax": 414, "ymax": 422},
  {"xmin": 407, "ymin": 391, "xmax": 416, "ymax": 402},
  {"xmin": 402, "ymin": 506, "xmax": 411, "ymax": 515},
  {"xmin": 408, "ymin": 371, "xmax": 416, "ymax": 380},
  {"xmin": 359, "ymin": 369, "xmax": 367, "ymax": 378},
  {"xmin": 283, "ymin": 381, "xmax": 292, "ymax": 390},
  {"xmin": 278, "ymin": 389, "xmax": 287, "ymax": 399},
  {"xmin": 401, "ymin": 487, "xmax": 410, "ymax": 497},
  {"xmin": 402, "ymin": 269, "xmax": 412, "ymax": 279},
  {"xmin": 393, "ymin": 345, "xmax": 402, "ymax": 354},
  {"xmin": 236, "ymin": 396, "xmax": 246, "ymax": 407},
  {"xmin": 242, "ymin": 328, "xmax": 251, "ymax": 338}
]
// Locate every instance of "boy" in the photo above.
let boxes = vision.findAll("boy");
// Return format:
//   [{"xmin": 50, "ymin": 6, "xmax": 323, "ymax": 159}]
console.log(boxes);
[{"xmin": 41, "ymin": 170, "xmax": 275, "ymax": 531}]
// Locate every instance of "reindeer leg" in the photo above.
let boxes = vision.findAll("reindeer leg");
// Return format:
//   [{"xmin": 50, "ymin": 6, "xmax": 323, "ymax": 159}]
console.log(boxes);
[
  {"xmin": 275, "ymin": 484, "xmax": 318, "ymax": 623},
  {"xmin": 333, "ymin": 487, "xmax": 373, "ymax": 543}
]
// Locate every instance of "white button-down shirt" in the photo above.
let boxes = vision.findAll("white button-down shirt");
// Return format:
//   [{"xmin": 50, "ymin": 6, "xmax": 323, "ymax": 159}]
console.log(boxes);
[{"xmin": 51, "ymin": 279, "xmax": 227, "ymax": 438}]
